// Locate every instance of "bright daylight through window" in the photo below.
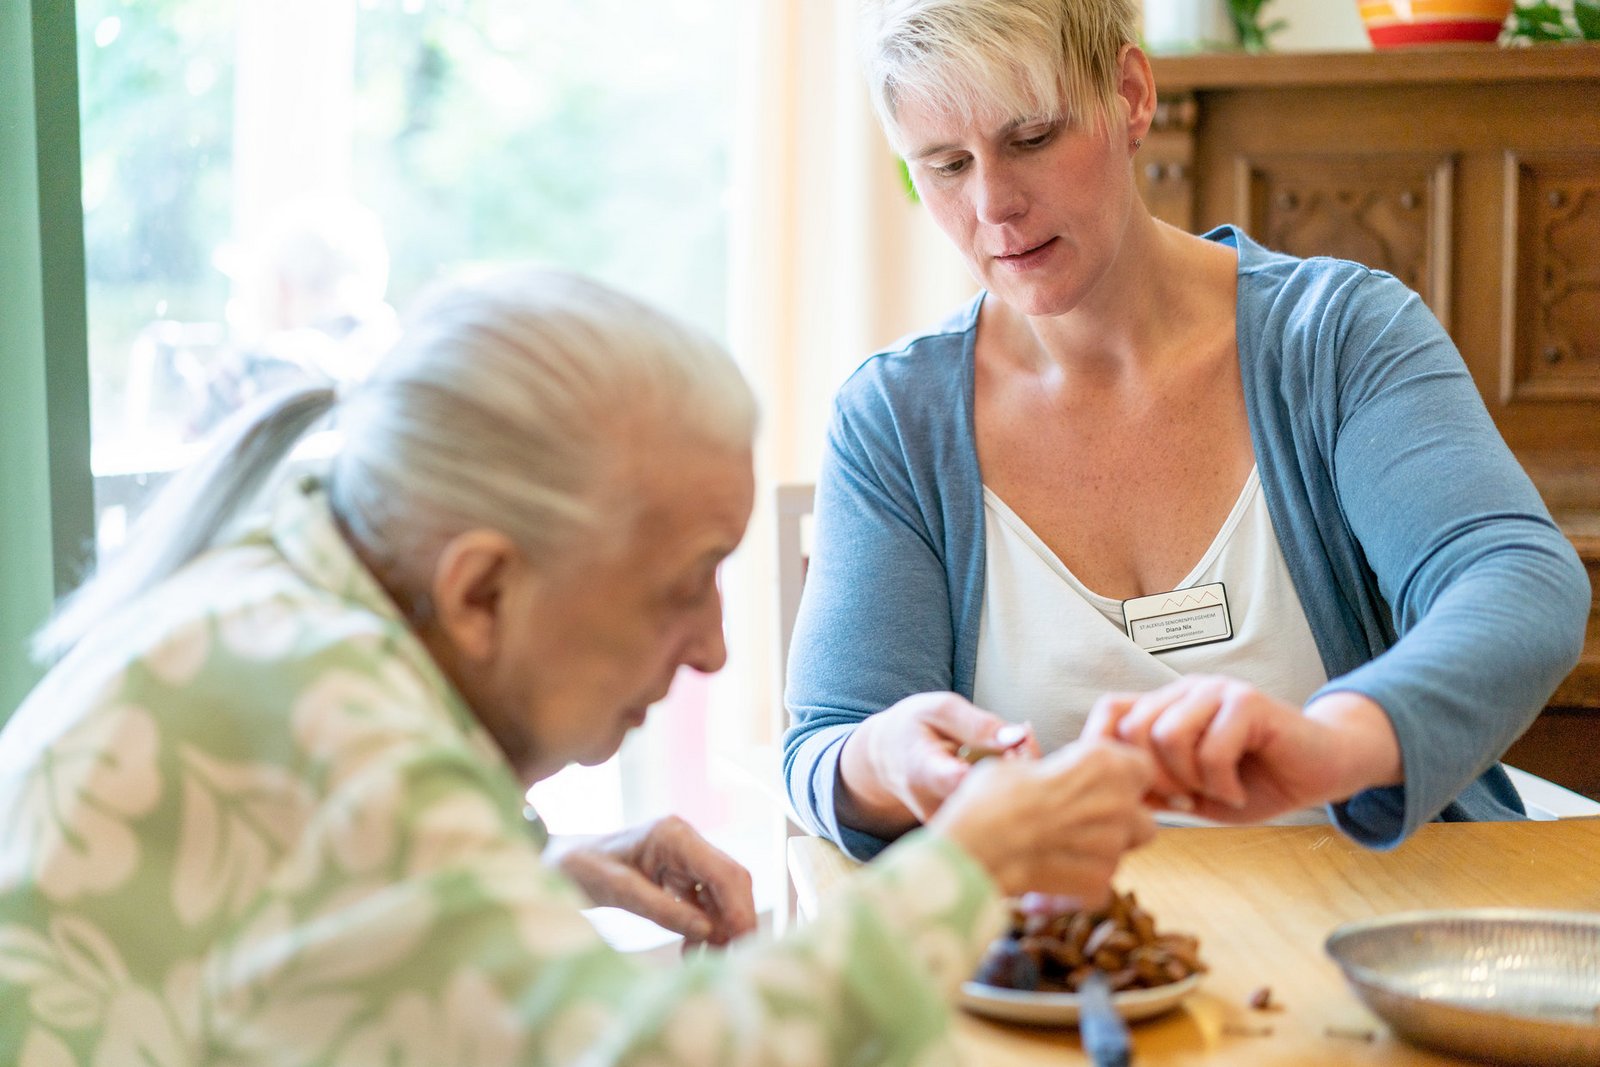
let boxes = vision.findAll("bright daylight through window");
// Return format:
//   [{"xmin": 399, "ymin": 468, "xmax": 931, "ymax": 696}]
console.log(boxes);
[{"xmin": 76, "ymin": 0, "xmax": 778, "ymax": 925}]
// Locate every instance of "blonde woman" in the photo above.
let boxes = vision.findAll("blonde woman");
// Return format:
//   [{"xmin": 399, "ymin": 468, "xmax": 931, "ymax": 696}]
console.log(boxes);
[
  {"xmin": 0, "ymin": 267, "xmax": 1156, "ymax": 1065},
  {"xmin": 783, "ymin": 0, "xmax": 1588, "ymax": 859}
]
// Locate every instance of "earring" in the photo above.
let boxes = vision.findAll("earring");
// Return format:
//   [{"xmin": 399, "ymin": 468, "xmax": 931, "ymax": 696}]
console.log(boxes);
[{"xmin": 1132, "ymin": 136, "xmax": 1144, "ymax": 150}]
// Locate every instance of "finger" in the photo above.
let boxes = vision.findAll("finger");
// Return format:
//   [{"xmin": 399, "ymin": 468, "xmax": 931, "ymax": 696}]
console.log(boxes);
[
  {"xmin": 1039, "ymin": 856, "xmax": 1118, "ymax": 911},
  {"xmin": 908, "ymin": 755, "xmax": 971, "ymax": 822},
  {"xmin": 1129, "ymin": 804, "xmax": 1159, "ymax": 849},
  {"xmin": 1012, "ymin": 721, "xmax": 1044, "ymax": 760},
  {"xmin": 919, "ymin": 693, "xmax": 1011, "ymax": 747},
  {"xmin": 1146, "ymin": 688, "xmax": 1226, "ymax": 795},
  {"xmin": 958, "ymin": 721, "xmax": 1034, "ymax": 763},
  {"xmin": 1108, "ymin": 690, "xmax": 1173, "ymax": 749},
  {"xmin": 646, "ymin": 820, "xmax": 759, "ymax": 943},
  {"xmin": 1115, "ymin": 680, "xmax": 1227, "ymax": 798},
  {"xmin": 1083, "ymin": 693, "xmax": 1139, "ymax": 741},
  {"xmin": 1096, "ymin": 710, "xmax": 1190, "ymax": 804},
  {"xmin": 990, "ymin": 721, "xmax": 1030, "ymax": 752},
  {"xmin": 600, "ymin": 865, "xmax": 716, "ymax": 942},
  {"xmin": 1107, "ymin": 748, "xmax": 1184, "ymax": 821},
  {"xmin": 691, "ymin": 864, "xmax": 757, "ymax": 943},
  {"xmin": 1116, "ymin": 675, "xmax": 1219, "ymax": 742},
  {"xmin": 1193, "ymin": 696, "xmax": 1257, "ymax": 809}
]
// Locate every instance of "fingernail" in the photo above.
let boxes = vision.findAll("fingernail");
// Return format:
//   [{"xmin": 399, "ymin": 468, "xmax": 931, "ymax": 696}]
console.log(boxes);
[
  {"xmin": 995, "ymin": 724, "xmax": 1027, "ymax": 747},
  {"xmin": 1166, "ymin": 794, "xmax": 1195, "ymax": 812}
]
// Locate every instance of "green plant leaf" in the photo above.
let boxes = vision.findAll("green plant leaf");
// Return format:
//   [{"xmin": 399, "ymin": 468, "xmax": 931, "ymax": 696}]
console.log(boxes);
[
  {"xmin": 1574, "ymin": 0, "xmax": 1600, "ymax": 39},
  {"xmin": 897, "ymin": 157, "xmax": 919, "ymax": 203},
  {"xmin": 1509, "ymin": 1, "xmax": 1577, "ymax": 41},
  {"xmin": 1227, "ymin": 0, "xmax": 1285, "ymax": 52}
]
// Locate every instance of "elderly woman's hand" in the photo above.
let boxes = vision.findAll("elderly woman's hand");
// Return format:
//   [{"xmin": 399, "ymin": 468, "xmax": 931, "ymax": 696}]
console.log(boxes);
[
  {"xmin": 1083, "ymin": 675, "xmax": 1403, "ymax": 822},
  {"xmin": 927, "ymin": 738, "xmax": 1157, "ymax": 908},
  {"xmin": 546, "ymin": 815, "xmax": 757, "ymax": 949},
  {"xmin": 837, "ymin": 692, "xmax": 1040, "ymax": 838}
]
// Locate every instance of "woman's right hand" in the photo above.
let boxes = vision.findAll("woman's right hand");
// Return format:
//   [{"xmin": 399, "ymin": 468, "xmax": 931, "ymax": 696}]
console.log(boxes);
[
  {"xmin": 928, "ymin": 739, "xmax": 1158, "ymax": 905},
  {"xmin": 836, "ymin": 692, "xmax": 1041, "ymax": 838}
]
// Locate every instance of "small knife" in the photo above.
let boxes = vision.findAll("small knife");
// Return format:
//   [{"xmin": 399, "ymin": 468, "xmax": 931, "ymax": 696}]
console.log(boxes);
[{"xmin": 1079, "ymin": 970, "xmax": 1132, "ymax": 1067}]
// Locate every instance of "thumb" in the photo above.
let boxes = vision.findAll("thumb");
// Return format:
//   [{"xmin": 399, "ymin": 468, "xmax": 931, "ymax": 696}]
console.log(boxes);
[{"xmin": 925, "ymin": 696, "xmax": 1012, "ymax": 745}]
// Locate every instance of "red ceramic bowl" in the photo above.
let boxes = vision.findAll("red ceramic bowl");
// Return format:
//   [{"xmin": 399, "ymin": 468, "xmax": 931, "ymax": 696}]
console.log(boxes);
[{"xmin": 1358, "ymin": 0, "xmax": 1513, "ymax": 47}]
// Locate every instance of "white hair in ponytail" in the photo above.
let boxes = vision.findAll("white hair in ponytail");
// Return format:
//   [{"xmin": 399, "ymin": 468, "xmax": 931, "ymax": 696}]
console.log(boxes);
[
  {"xmin": 32, "ymin": 385, "xmax": 339, "ymax": 661},
  {"xmin": 34, "ymin": 267, "xmax": 756, "ymax": 660}
]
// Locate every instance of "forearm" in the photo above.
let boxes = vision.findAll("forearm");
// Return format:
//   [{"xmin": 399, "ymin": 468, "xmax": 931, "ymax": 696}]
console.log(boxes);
[
  {"xmin": 1327, "ymin": 555, "xmax": 1584, "ymax": 822},
  {"xmin": 368, "ymin": 834, "xmax": 998, "ymax": 1066},
  {"xmin": 600, "ymin": 831, "xmax": 1001, "ymax": 1062}
]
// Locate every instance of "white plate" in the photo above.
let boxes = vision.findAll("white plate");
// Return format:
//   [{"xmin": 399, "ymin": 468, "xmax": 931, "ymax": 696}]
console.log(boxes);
[{"xmin": 958, "ymin": 972, "xmax": 1202, "ymax": 1027}]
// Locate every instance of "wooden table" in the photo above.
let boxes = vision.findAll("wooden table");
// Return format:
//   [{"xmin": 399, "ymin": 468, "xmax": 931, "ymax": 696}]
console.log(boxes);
[{"xmin": 788, "ymin": 819, "xmax": 1600, "ymax": 1065}]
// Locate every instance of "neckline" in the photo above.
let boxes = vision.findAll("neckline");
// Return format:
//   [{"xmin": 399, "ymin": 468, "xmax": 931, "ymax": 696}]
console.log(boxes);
[{"xmin": 982, "ymin": 466, "xmax": 1262, "ymax": 606}]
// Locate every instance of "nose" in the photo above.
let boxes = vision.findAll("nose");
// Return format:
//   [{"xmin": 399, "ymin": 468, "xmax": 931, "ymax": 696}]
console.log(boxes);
[
  {"xmin": 974, "ymin": 160, "xmax": 1025, "ymax": 225},
  {"xmin": 680, "ymin": 586, "xmax": 729, "ymax": 675}
]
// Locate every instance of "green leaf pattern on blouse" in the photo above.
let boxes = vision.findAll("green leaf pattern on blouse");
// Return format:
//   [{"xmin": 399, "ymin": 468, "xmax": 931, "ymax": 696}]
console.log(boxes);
[{"xmin": 0, "ymin": 482, "xmax": 1003, "ymax": 1066}]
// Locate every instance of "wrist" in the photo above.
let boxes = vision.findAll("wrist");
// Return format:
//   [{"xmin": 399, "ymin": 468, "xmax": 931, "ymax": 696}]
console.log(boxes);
[
  {"xmin": 837, "ymin": 724, "xmax": 918, "ymax": 837},
  {"xmin": 1305, "ymin": 690, "xmax": 1403, "ymax": 797}
]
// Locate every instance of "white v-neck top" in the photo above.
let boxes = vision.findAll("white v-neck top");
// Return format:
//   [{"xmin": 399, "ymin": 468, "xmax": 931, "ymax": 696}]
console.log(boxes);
[{"xmin": 972, "ymin": 467, "xmax": 1329, "ymax": 765}]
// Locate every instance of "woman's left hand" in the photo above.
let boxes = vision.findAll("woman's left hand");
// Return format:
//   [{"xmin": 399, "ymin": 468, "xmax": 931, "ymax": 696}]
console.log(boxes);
[
  {"xmin": 547, "ymin": 815, "xmax": 757, "ymax": 949},
  {"xmin": 1083, "ymin": 675, "xmax": 1399, "ymax": 823}
]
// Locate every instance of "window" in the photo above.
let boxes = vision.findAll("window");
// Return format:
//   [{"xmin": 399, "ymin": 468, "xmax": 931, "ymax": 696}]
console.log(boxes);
[
  {"xmin": 81, "ymin": 0, "xmax": 735, "ymax": 539},
  {"xmin": 78, "ymin": 0, "xmax": 781, "ymax": 919}
]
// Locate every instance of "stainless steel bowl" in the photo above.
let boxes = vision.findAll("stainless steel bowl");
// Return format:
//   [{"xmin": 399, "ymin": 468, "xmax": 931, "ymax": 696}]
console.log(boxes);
[{"xmin": 1325, "ymin": 909, "xmax": 1600, "ymax": 1066}]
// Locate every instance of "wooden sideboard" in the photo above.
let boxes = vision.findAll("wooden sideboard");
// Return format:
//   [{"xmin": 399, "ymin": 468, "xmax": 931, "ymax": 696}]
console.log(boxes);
[{"xmin": 1139, "ymin": 44, "xmax": 1600, "ymax": 792}]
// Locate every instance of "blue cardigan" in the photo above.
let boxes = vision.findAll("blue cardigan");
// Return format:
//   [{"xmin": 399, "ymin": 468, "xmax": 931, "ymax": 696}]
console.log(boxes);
[{"xmin": 783, "ymin": 226, "xmax": 1589, "ymax": 861}]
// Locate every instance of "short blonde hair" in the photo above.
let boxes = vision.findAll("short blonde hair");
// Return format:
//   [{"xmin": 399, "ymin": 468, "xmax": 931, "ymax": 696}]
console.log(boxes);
[{"xmin": 860, "ymin": 0, "xmax": 1139, "ymax": 151}]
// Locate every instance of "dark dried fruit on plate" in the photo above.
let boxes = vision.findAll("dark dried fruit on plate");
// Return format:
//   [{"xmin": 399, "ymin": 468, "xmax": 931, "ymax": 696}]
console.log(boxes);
[
  {"xmin": 972, "ymin": 889, "xmax": 1205, "ymax": 994},
  {"xmin": 974, "ymin": 936, "xmax": 1042, "ymax": 991}
]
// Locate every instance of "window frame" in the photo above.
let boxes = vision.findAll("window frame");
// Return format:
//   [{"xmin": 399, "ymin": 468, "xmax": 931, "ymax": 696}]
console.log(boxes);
[{"xmin": 1, "ymin": 0, "xmax": 95, "ymax": 717}]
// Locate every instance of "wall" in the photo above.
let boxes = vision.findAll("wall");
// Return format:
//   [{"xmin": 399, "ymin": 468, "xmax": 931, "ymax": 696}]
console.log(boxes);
[
  {"xmin": 1143, "ymin": 0, "xmax": 1370, "ymax": 53},
  {"xmin": 1272, "ymin": 0, "xmax": 1370, "ymax": 52}
]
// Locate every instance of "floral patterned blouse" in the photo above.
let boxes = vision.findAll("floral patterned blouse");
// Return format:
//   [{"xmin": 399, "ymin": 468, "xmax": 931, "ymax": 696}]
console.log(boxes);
[{"xmin": 0, "ymin": 481, "xmax": 1003, "ymax": 1066}]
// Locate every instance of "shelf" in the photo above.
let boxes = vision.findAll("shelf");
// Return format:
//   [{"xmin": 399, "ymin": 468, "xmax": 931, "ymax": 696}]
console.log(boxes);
[{"xmin": 1149, "ymin": 41, "xmax": 1600, "ymax": 91}]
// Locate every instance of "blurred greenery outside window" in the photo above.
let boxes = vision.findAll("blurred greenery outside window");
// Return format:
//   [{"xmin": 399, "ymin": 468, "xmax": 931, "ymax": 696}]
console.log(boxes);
[{"xmin": 77, "ymin": 0, "xmax": 772, "ymax": 921}]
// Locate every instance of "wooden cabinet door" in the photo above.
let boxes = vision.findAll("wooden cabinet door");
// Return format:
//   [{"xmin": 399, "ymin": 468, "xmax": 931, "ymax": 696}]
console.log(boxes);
[{"xmin": 1239, "ymin": 151, "xmax": 1454, "ymax": 329}]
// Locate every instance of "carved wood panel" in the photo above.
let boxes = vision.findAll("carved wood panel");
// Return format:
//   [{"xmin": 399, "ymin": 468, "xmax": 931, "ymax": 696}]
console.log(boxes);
[
  {"xmin": 1234, "ymin": 154, "xmax": 1454, "ymax": 330},
  {"xmin": 1138, "ymin": 93, "xmax": 1197, "ymax": 234},
  {"xmin": 1504, "ymin": 151, "xmax": 1600, "ymax": 403}
]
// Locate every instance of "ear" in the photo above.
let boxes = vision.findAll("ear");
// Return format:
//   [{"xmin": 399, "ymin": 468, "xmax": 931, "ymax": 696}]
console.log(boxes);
[
  {"xmin": 428, "ymin": 529, "xmax": 526, "ymax": 666},
  {"xmin": 1115, "ymin": 43, "xmax": 1157, "ymax": 146}
]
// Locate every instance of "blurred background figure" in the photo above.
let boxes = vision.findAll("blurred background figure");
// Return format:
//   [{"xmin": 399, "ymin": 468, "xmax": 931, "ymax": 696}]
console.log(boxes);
[{"xmin": 191, "ymin": 193, "xmax": 399, "ymax": 436}]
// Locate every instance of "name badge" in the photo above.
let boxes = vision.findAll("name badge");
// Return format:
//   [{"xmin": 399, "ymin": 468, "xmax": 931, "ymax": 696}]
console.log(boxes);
[{"xmin": 1122, "ymin": 581, "xmax": 1233, "ymax": 654}]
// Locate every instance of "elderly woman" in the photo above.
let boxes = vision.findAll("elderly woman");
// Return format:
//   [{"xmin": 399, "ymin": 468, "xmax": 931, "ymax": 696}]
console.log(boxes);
[
  {"xmin": 782, "ymin": 0, "xmax": 1589, "ymax": 860},
  {"xmin": 0, "ymin": 268, "xmax": 1156, "ymax": 1065}
]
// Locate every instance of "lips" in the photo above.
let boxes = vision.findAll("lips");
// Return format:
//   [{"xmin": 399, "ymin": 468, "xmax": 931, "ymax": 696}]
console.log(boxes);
[
  {"xmin": 623, "ymin": 684, "xmax": 674, "ymax": 727},
  {"xmin": 998, "ymin": 238, "xmax": 1051, "ymax": 258},
  {"xmin": 994, "ymin": 235, "xmax": 1058, "ymax": 269}
]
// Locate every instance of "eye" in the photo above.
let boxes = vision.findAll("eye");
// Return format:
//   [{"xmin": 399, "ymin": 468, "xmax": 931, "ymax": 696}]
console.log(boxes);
[
  {"xmin": 664, "ymin": 564, "xmax": 719, "ymax": 609},
  {"xmin": 926, "ymin": 156, "xmax": 970, "ymax": 178},
  {"xmin": 1013, "ymin": 125, "xmax": 1057, "ymax": 150}
]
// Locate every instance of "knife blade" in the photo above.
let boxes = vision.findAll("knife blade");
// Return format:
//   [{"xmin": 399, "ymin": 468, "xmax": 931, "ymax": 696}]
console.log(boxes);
[{"xmin": 1079, "ymin": 969, "xmax": 1132, "ymax": 1067}]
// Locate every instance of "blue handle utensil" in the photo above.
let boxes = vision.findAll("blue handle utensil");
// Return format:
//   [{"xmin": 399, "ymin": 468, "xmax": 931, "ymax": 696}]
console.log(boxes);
[{"xmin": 1079, "ymin": 970, "xmax": 1132, "ymax": 1067}]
